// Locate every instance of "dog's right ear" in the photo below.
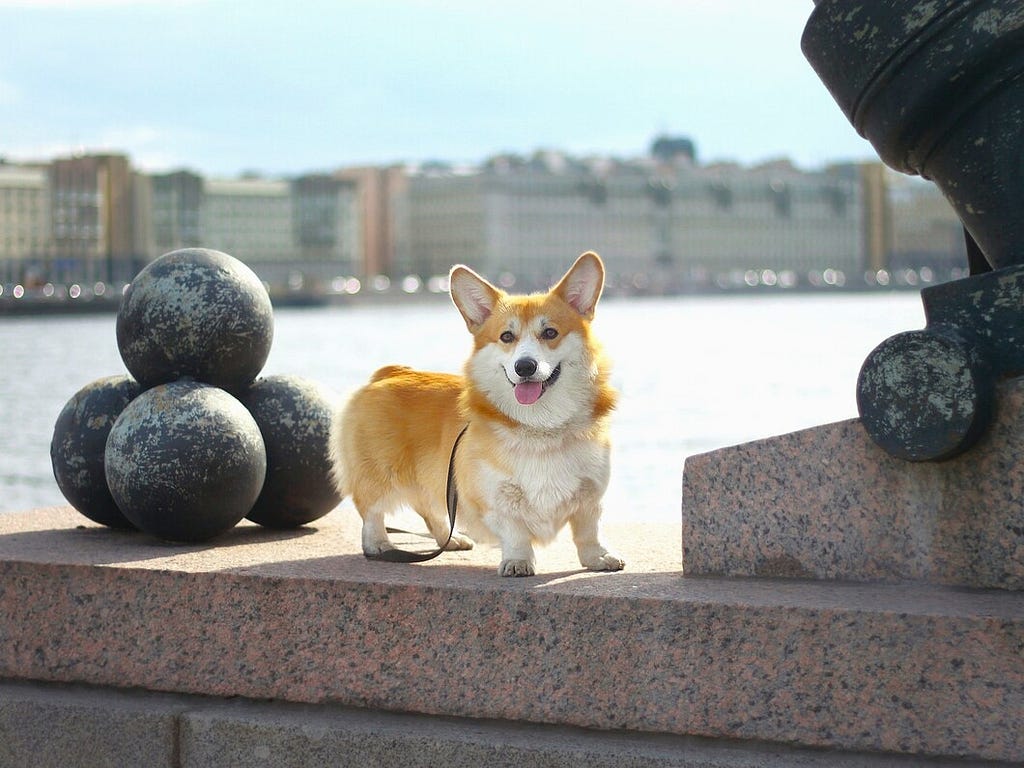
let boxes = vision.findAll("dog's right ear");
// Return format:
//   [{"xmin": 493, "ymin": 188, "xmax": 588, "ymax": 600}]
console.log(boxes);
[{"xmin": 449, "ymin": 265, "xmax": 501, "ymax": 332}]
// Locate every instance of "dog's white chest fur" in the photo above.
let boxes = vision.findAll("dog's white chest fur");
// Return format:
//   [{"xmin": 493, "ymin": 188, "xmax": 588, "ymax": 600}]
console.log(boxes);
[{"xmin": 473, "ymin": 427, "xmax": 610, "ymax": 544}]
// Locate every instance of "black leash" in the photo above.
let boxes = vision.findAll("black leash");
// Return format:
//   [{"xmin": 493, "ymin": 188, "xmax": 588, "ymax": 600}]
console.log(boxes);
[{"xmin": 367, "ymin": 424, "xmax": 468, "ymax": 563}]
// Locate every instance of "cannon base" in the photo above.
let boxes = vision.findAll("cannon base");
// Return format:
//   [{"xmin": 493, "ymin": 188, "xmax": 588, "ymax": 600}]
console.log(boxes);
[{"xmin": 857, "ymin": 263, "xmax": 1024, "ymax": 461}]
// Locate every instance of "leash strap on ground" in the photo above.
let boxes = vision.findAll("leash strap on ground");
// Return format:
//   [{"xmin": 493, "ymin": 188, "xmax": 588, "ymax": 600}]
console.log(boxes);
[{"xmin": 368, "ymin": 424, "xmax": 468, "ymax": 564}]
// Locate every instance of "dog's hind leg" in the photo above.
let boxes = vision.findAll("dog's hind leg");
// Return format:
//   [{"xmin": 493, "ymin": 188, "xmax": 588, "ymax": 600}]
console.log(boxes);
[
  {"xmin": 415, "ymin": 498, "xmax": 474, "ymax": 551},
  {"xmin": 427, "ymin": 516, "xmax": 475, "ymax": 551},
  {"xmin": 353, "ymin": 494, "xmax": 398, "ymax": 557}
]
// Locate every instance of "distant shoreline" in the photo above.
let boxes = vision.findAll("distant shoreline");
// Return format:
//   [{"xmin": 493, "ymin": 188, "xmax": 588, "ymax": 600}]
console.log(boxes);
[{"xmin": 0, "ymin": 281, "xmax": 929, "ymax": 317}]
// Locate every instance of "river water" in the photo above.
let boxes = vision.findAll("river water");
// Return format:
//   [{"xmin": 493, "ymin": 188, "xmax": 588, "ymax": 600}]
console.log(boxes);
[{"xmin": 0, "ymin": 291, "xmax": 926, "ymax": 523}]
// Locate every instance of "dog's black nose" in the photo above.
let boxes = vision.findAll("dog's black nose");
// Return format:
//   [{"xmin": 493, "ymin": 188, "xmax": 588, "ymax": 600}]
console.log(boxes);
[{"xmin": 514, "ymin": 357, "xmax": 538, "ymax": 378}]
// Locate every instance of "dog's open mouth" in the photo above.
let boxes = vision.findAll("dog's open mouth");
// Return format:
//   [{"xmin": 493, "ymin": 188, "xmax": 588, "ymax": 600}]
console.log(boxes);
[{"xmin": 513, "ymin": 364, "xmax": 561, "ymax": 405}]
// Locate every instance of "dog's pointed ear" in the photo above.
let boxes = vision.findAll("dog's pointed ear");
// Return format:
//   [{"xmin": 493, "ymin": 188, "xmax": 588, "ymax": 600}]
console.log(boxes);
[
  {"xmin": 449, "ymin": 265, "xmax": 501, "ymax": 332},
  {"xmin": 553, "ymin": 251, "xmax": 605, "ymax": 319}
]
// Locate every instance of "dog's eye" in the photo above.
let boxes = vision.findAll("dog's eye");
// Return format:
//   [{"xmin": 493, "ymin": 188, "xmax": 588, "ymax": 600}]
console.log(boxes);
[
  {"xmin": 500, "ymin": 331, "xmax": 515, "ymax": 343},
  {"xmin": 540, "ymin": 327, "xmax": 558, "ymax": 340}
]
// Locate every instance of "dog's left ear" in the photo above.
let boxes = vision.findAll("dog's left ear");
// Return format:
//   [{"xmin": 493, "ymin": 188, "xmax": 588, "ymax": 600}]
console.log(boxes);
[
  {"xmin": 449, "ymin": 265, "xmax": 501, "ymax": 332},
  {"xmin": 553, "ymin": 251, "xmax": 605, "ymax": 320}
]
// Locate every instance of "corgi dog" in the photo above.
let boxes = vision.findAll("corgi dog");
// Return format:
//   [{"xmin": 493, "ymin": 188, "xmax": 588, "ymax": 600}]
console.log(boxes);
[{"xmin": 330, "ymin": 252, "xmax": 624, "ymax": 577}]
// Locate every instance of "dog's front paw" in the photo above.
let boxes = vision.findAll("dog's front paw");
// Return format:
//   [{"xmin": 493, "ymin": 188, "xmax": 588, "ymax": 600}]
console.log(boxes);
[
  {"xmin": 499, "ymin": 558, "xmax": 536, "ymax": 577},
  {"xmin": 581, "ymin": 551, "xmax": 625, "ymax": 571},
  {"xmin": 444, "ymin": 533, "xmax": 475, "ymax": 551}
]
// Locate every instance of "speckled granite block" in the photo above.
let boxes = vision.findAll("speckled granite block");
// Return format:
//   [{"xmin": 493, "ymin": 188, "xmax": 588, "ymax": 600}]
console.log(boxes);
[
  {"xmin": 0, "ymin": 680, "xmax": 183, "ymax": 767},
  {"xmin": 1, "ymin": 507, "xmax": 1022, "ymax": 762},
  {"xmin": 0, "ymin": 681, "xmax": 984, "ymax": 768},
  {"xmin": 180, "ymin": 695, "xmax": 992, "ymax": 768},
  {"xmin": 682, "ymin": 377, "xmax": 1024, "ymax": 590}
]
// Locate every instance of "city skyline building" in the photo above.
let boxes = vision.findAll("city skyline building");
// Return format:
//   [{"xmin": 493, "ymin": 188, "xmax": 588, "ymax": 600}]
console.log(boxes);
[
  {"xmin": 48, "ymin": 154, "xmax": 143, "ymax": 285},
  {"xmin": 0, "ymin": 138, "xmax": 967, "ymax": 296},
  {"xmin": 0, "ymin": 164, "xmax": 49, "ymax": 285}
]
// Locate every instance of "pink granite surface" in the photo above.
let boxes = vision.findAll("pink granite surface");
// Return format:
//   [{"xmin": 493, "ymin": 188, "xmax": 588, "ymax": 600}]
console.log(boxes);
[
  {"xmin": 682, "ymin": 377, "xmax": 1024, "ymax": 590},
  {"xmin": 1, "ymin": 506, "xmax": 1022, "ymax": 762}
]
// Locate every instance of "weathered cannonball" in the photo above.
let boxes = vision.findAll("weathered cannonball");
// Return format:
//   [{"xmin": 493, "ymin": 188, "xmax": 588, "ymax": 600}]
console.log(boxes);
[
  {"xmin": 50, "ymin": 374, "xmax": 142, "ymax": 529},
  {"xmin": 856, "ymin": 326, "xmax": 993, "ymax": 462},
  {"xmin": 238, "ymin": 375, "xmax": 342, "ymax": 528},
  {"xmin": 105, "ymin": 380, "xmax": 267, "ymax": 542},
  {"xmin": 116, "ymin": 248, "xmax": 274, "ymax": 391}
]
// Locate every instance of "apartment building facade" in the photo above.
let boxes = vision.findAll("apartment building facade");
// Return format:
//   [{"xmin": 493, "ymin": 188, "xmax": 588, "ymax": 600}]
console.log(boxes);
[
  {"xmin": 200, "ymin": 177, "xmax": 293, "ymax": 275},
  {"xmin": 0, "ymin": 164, "xmax": 49, "ymax": 284},
  {"xmin": 0, "ymin": 144, "xmax": 967, "ymax": 294},
  {"xmin": 149, "ymin": 170, "xmax": 203, "ymax": 254},
  {"xmin": 49, "ymin": 154, "xmax": 145, "ymax": 284},
  {"xmin": 399, "ymin": 152, "xmax": 864, "ymax": 292},
  {"xmin": 135, "ymin": 170, "xmax": 361, "ymax": 290},
  {"xmin": 0, "ymin": 154, "xmax": 152, "ymax": 286}
]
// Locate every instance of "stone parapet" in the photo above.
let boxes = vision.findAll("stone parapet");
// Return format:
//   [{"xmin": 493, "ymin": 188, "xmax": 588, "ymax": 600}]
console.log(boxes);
[
  {"xmin": 681, "ymin": 377, "xmax": 1024, "ymax": 590},
  {"xmin": 1, "ymin": 507, "xmax": 1021, "ymax": 763}
]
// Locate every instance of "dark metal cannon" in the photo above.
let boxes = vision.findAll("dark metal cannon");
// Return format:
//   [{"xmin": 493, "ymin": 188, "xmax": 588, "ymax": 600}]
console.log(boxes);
[{"xmin": 803, "ymin": 0, "xmax": 1024, "ymax": 460}]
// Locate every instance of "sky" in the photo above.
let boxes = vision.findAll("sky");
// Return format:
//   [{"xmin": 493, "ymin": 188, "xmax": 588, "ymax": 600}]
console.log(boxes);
[{"xmin": 0, "ymin": 0, "xmax": 879, "ymax": 178}]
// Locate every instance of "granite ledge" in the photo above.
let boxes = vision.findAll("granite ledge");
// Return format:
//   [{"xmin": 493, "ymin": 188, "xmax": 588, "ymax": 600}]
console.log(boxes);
[
  {"xmin": 681, "ymin": 376, "xmax": 1024, "ymax": 590},
  {"xmin": 1, "ymin": 506, "xmax": 1022, "ymax": 763}
]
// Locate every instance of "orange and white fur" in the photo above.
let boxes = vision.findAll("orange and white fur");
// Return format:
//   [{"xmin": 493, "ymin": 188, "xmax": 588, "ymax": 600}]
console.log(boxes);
[{"xmin": 329, "ymin": 252, "xmax": 624, "ymax": 577}]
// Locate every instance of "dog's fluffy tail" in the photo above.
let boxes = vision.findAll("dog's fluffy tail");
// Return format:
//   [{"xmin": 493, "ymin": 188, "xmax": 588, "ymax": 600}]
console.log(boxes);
[{"xmin": 327, "ymin": 404, "xmax": 349, "ymax": 499}]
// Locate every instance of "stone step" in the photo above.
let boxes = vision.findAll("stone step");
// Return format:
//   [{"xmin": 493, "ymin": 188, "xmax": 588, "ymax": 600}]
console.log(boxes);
[
  {"xmin": 1, "ymin": 507, "xmax": 1021, "ymax": 763},
  {"xmin": 0, "ymin": 680, "xmax": 1003, "ymax": 768},
  {"xmin": 681, "ymin": 377, "xmax": 1024, "ymax": 590}
]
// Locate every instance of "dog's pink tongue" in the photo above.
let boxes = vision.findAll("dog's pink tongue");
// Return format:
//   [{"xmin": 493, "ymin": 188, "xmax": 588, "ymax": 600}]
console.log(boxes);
[{"xmin": 514, "ymin": 381, "xmax": 543, "ymax": 405}]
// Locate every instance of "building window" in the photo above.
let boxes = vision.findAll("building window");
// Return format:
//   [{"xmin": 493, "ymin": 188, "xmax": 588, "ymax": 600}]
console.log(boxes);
[
  {"xmin": 708, "ymin": 182, "xmax": 733, "ymax": 210},
  {"xmin": 770, "ymin": 181, "xmax": 792, "ymax": 218}
]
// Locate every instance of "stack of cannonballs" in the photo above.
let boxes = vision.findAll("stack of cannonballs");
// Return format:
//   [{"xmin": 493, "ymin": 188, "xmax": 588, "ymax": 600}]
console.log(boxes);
[{"xmin": 50, "ymin": 248, "xmax": 341, "ymax": 542}]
